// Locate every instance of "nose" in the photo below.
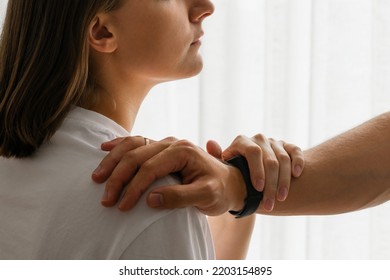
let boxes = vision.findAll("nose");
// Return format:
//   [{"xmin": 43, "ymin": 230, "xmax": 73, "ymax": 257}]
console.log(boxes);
[{"xmin": 190, "ymin": 0, "xmax": 215, "ymax": 23}]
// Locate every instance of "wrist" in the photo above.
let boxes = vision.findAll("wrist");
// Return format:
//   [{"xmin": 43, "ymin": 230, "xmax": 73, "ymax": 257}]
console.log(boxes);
[
  {"xmin": 226, "ymin": 156, "xmax": 263, "ymax": 218},
  {"xmin": 227, "ymin": 165, "xmax": 247, "ymax": 212}
]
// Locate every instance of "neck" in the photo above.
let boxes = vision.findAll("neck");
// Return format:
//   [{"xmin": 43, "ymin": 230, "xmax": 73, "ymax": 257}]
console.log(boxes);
[
  {"xmin": 85, "ymin": 50, "xmax": 159, "ymax": 132},
  {"xmin": 82, "ymin": 77, "xmax": 154, "ymax": 133}
]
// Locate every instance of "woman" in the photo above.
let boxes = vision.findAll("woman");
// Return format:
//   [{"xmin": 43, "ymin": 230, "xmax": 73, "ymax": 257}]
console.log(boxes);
[{"xmin": 0, "ymin": 0, "xmax": 302, "ymax": 259}]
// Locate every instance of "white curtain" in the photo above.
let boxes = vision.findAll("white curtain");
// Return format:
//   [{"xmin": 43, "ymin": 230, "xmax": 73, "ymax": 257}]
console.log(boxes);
[
  {"xmin": 134, "ymin": 0, "xmax": 390, "ymax": 260},
  {"xmin": 2, "ymin": 0, "xmax": 390, "ymax": 259}
]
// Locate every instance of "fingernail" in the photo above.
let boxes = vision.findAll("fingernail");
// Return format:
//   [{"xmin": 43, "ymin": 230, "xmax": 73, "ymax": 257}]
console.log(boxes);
[
  {"xmin": 93, "ymin": 165, "xmax": 103, "ymax": 176},
  {"xmin": 294, "ymin": 165, "xmax": 302, "ymax": 177},
  {"xmin": 118, "ymin": 200, "xmax": 127, "ymax": 211},
  {"xmin": 264, "ymin": 199, "xmax": 274, "ymax": 212},
  {"xmin": 255, "ymin": 179, "xmax": 265, "ymax": 192},
  {"xmin": 277, "ymin": 187, "xmax": 288, "ymax": 201},
  {"xmin": 101, "ymin": 189, "xmax": 109, "ymax": 203},
  {"xmin": 148, "ymin": 193, "xmax": 163, "ymax": 208}
]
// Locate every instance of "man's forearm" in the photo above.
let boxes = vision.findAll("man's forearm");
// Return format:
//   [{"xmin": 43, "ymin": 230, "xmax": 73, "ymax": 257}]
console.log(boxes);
[{"xmin": 261, "ymin": 112, "xmax": 390, "ymax": 215}]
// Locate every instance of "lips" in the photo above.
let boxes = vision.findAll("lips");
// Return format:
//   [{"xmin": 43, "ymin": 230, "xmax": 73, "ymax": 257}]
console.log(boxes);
[
  {"xmin": 191, "ymin": 31, "xmax": 204, "ymax": 46},
  {"xmin": 191, "ymin": 39, "xmax": 201, "ymax": 46}
]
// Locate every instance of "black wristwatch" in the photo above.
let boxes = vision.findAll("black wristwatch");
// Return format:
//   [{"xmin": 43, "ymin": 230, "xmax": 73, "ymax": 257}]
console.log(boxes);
[{"xmin": 226, "ymin": 155, "xmax": 263, "ymax": 218}]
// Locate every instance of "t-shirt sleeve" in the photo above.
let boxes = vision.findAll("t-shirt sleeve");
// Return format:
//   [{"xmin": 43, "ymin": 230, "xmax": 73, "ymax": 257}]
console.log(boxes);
[{"xmin": 119, "ymin": 208, "xmax": 215, "ymax": 260}]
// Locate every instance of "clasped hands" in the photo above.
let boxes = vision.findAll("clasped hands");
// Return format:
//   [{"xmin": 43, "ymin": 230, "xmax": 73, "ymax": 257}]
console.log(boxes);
[{"xmin": 92, "ymin": 135, "xmax": 304, "ymax": 216}]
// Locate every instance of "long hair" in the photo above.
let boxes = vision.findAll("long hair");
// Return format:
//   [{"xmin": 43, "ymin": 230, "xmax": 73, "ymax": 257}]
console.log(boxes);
[{"xmin": 0, "ymin": 0, "xmax": 122, "ymax": 158}]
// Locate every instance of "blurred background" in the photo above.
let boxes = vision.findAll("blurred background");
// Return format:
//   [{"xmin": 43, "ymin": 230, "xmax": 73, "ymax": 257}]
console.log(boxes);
[{"xmin": 2, "ymin": 0, "xmax": 390, "ymax": 259}]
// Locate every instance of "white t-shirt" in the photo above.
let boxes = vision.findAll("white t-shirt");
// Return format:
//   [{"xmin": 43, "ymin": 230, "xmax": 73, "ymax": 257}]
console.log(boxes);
[{"xmin": 0, "ymin": 107, "xmax": 215, "ymax": 260}]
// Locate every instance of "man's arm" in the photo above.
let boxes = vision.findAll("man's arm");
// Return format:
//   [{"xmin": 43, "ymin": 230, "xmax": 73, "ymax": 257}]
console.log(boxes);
[{"xmin": 264, "ymin": 112, "xmax": 390, "ymax": 215}]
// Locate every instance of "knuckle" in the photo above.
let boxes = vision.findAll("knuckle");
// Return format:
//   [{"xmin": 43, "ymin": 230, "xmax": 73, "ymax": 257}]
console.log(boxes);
[
  {"xmin": 201, "ymin": 185, "xmax": 220, "ymax": 207},
  {"xmin": 119, "ymin": 153, "xmax": 139, "ymax": 170},
  {"xmin": 278, "ymin": 154, "xmax": 291, "ymax": 164},
  {"xmin": 285, "ymin": 143, "xmax": 303, "ymax": 154},
  {"xmin": 162, "ymin": 136, "xmax": 179, "ymax": 143},
  {"xmin": 292, "ymin": 146, "xmax": 303, "ymax": 154},
  {"xmin": 204, "ymin": 180, "xmax": 219, "ymax": 194},
  {"xmin": 173, "ymin": 139, "xmax": 196, "ymax": 150},
  {"xmin": 122, "ymin": 137, "xmax": 136, "ymax": 146},
  {"xmin": 104, "ymin": 151, "xmax": 121, "ymax": 163},
  {"xmin": 208, "ymin": 179, "xmax": 224, "ymax": 198},
  {"xmin": 265, "ymin": 158, "xmax": 279, "ymax": 170},
  {"xmin": 166, "ymin": 140, "xmax": 200, "ymax": 162},
  {"xmin": 140, "ymin": 160, "xmax": 155, "ymax": 172},
  {"xmin": 253, "ymin": 133, "xmax": 267, "ymax": 143},
  {"xmin": 197, "ymin": 179, "xmax": 217, "ymax": 195},
  {"xmin": 245, "ymin": 145, "xmax": 262, "ymax": 157},
  {"xmin": 234, "ymin": 134, "xmax": 246, "ymax": 143},
  {"xmin": 122, "ymin": 150, "xmax": 136, "ymax": 162}
]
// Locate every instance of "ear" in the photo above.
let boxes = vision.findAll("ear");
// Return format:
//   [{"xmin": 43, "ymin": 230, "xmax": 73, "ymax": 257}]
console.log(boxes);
[{"xmin": 88, "ymin": 16, "xmax": 117, "ymax": 53}]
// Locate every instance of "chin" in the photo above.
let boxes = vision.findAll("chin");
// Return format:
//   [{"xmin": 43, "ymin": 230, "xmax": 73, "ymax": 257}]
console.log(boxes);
[
  {"xmin": 154, "ymin": 59, "xmax": 204, "ymax": 83},
  {"xmin": 182, "ymin": 59, "xmax": 204, "ymax": 78}
]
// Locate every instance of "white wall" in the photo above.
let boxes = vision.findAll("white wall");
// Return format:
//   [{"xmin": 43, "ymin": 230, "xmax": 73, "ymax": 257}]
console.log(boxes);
[{"xmin": 0, "ymin": 0, "xmax": 6, "ymax": 20}]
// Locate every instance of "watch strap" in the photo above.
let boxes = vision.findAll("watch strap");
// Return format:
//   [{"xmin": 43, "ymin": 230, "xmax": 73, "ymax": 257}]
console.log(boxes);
[{"xmin": 227, "ymin": 155, "xmax": 263, "ymax": 218}]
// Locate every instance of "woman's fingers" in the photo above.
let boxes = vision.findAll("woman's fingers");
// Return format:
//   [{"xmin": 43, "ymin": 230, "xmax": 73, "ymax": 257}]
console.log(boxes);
[
  {"xmin": 92, "ymin": 136, "xmax": 178, "ymax": 206},
  {"xmin": 115, "ymin": 139, "xmax": 240, "ymax": 216},
  {"xmin": 116, "ymin": 140, "xmax": 205, "ymax": 211},
  {"xmin": 92, "ymin": 136, "xmax": 144, "ymax": 183},
  {"xmin": 146, "ymin": 180, "xmax": 227, "ymax": 216}
]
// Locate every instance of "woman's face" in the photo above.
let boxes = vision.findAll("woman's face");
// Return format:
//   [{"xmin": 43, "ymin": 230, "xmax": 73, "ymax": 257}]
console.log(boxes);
[{"xmin": 109, "ymin": 0, "xmax": 214, "ymax": 84}]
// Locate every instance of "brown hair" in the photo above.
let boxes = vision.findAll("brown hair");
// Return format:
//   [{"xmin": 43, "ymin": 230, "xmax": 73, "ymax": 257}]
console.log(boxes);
[{"xmin": 0, "ymin": 0, "xmax": 122, "ymax": 158}]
